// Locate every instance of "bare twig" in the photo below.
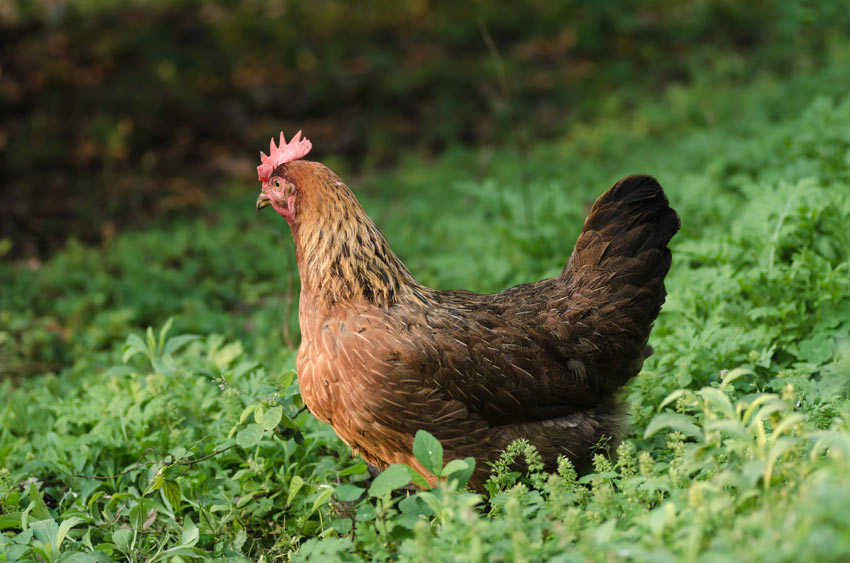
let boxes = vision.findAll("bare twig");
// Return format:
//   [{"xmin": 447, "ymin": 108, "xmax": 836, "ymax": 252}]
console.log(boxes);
[
  {"xmin": 175, "ymin": 445, "xmax": 237, "ymax": 465},
  {"xmin": 478, "ymin": 19, "xmax": 511, "ymax": 105},
  {"xmin": 70, "ymin": 445, "xmax": 237, "ymax": 481},
  {"xmin": 69, "ymin": 447, "xmax": 161, "ymax": 481},
  {"xmin": 477, "ymin": 18, "xmax": 536, "ymax": 237}
]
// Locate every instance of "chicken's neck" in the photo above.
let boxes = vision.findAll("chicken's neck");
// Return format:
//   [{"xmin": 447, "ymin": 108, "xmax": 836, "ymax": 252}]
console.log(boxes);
[{"xmin": 292, "ymin": 196, "xmax": 425, "ymax": 311}]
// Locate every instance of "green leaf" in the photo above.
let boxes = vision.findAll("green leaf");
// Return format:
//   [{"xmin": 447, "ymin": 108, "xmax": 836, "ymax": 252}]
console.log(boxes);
[
  {"xmin": 156, "ymin": 547, "xmax": 206, "ymax": 559},
  {"xmin": 30, "ymin": 518, "xmax": 59, "ymax": 548},
  {"xmin": 113, "ymin": 528, "xmax": 133, "ymax": 552},
  {"xmin": 122, "ymin": 333, "xmax": 149, "ymax": 363},
  {"xmin": 644, "ymin": 413, "xmax": 702, "ymax": 439},
  {"xmin": 442, "ymin": 459, "xmax": 469, "ymax": 475},
  {"xmin": 28, "ymin": 483, "xmax": 52, "ymax": 521},
  {"xmin": 741, "ymin": 459, "xmax": 766, "ymax": 489},
  {"xmin": 0, "ymin": 512, "xmax": 23, "ymax": 531},
  {"xmin": 287, "ymin": 475, "xmax": 305, "ymax": 506},
  {"xmin": 278, "ymin": 369, "xmax": 296, "ymax": 388},
  {"xmin": 407, "ymin": 470, "xmax": 430, "ymax": 490},
  {"xmin": 368, "ymin": 464, "xmax": 411, "ymax": 497},
  {"xmin": 330, "ymin": 518, "xmax": 353, "ymax": 534},
  {"xmin": 416, "ymin": 491, "xmax": 443, "ymax": 517},
  {"xmin": 705, "ymin": 419, "xmax": 751, "ymax": 441},
  {"xmin": 236, "ymin": 423, "xmax": 264, "ymax": 448},
  {"xmin": 233, "ymin": 528, "xmax": 247, "ymax": 550},
  {"xmin": 398, "ymin": 495, "xmax": 430, "ymax": 517},
  {"xmin": 279, "ymin": 411, "xmax": 297, "ymax": 429},
  {"xmin": 163, "ymin": 479, "xmax": 181, "ymax": 511},
  {"xmin": 594, "ymin": 517, "xmax": 617, "ymax": 544},
  {"xmin": 796, "ymin": 333, "xmax": 835, "ymax": 364},
  {"xmin": 56, "ymin": 516, "xmax": 84, "ymax": 548},
  {"xmin": 104, "ymin": 365, "xmax": 135, "ymax": 378},
  {"xmin": 212, "ymin": 340, "xmax": 244, "ymax": 368},
  {"xmin": 311, "ymin": 487, "xmax": 334, "ymax": 513},
  {"xmin": 741, "ymin": 394, "xmax": 781, "ymax": 426},
  {"xmin": 339, "ymin": 462, "xmax": 368, "ymax": 477},
  {"xmin": 261, "ymin": 406, "xmax": 283, "ymax": 430},
  {"xmin": 765, "ymin": 438, "xmax": 796, "ymax": 485},
  {"xmin": 180, "ymin": 518, "xmax": 199, "ymax": 547},
  {"xmin": 129, "ymin": 502, "xmax": 147, "ymax": 530},
  {"xmin": 149, "ymin": 469, "xmax": 166, "ymax": 492},
  {"xmin": 239, "ymin": 404, "xmax": 260, "ymax": 424},
  {"xmin": 442, "ymin": 457, "xmax": 476, "ymax": 488},
  {"xmin": 697, "ymin": 387, "xmax": 735, "ymax": 418},
  {"xmin": 146, "ymin": 326, "xmax": 157, "ymax": 355},
  {"xmin": 647, "ymin": 503, "xmax": 674, "ymax": 537},
  {"xmin": 719, "ymin": 367, "xmax": 754, "ymax": 389},
  {"xmin": 163, "ymin": 334, "xmax": 201, "ymax": 357},
  {"xmin": 151, "ymin": 355, "xmax": 175, "ymax": 377},
  {"xmin": 413, "ymin": 430, "xmax": 443, "ymax": 476},
  {"xmin": 334, "ymin": 484, "xmax": 365, "ymax": 502},
  {"xmin": 157, "ymin": 317, "xmax": 174, "ymax": 354},
  {"xmin": 772, "ymin": 413, "xmax": 805, "ymax": 439},
  {"xmin": 355, "ymin": 504, "xmax": 377, "ymax": 521},
  {"xmin": 658, "ymin": 389, "xmax": 688, "ymax": 411}
]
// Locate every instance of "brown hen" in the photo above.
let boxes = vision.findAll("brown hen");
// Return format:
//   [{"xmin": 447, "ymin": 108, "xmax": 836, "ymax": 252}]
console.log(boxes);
[{"xmin": 255, "ymin": 132, "xmax": 680, "ymax": 490}]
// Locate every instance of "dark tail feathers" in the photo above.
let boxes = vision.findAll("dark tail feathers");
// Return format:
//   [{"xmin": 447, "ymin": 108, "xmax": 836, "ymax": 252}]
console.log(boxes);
[
  {"xmin": 562, "ymin": 174, "xmax": 680, "ymax": 295},
  {"xmin": 559, "ymin": 175, "xmax": 680, "ymax": 389}
]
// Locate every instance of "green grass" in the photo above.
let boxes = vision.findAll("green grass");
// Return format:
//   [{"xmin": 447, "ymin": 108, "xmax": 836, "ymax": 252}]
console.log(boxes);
[{"xmin": 2, "ymin": 55, "xmax": 850, "ymax": 560}]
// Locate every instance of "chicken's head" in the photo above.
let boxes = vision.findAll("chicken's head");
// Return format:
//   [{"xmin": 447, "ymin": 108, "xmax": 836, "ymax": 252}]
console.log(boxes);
[{"xmin": 255, "ymin": 131, "xmax": 312, "ymax": 226}]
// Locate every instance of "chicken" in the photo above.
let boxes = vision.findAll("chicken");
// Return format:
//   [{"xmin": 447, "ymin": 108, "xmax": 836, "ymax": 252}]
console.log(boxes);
[{"xmin": 255, "ymin": 131, "xmax": 680, "ymax": 490}]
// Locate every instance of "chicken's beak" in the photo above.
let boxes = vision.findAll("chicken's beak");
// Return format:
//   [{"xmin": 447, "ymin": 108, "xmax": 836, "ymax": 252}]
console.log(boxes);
[{"xmin": 256, "ymin": 193, "xmax": 272, "ymax": 211}]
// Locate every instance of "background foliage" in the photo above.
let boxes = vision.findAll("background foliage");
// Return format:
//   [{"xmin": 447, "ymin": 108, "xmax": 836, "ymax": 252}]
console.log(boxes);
[
  {"xmin": 3, "ymin": 0, "xmax": 850, "ymax": 560},
  {"xmin": 3, "ymin": 0, "xmax": 850, "ymax": 255}
]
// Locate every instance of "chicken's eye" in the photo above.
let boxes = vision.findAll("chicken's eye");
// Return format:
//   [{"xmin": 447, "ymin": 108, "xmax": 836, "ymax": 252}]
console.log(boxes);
[{"xmin": 273, "ymin": 179, "xmax": 282, "ymax": 190}]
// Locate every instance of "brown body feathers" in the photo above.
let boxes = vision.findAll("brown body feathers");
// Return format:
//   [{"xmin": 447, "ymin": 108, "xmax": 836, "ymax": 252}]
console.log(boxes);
[{"xmin": 264, "ymin": 160, "xmax": 679, "ymax": 490}]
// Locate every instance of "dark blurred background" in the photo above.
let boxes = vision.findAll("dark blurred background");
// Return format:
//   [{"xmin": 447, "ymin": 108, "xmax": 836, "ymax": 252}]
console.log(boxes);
[{"xmin": 2, "ymin": 0, "xmax": 849, "ymax": 258}]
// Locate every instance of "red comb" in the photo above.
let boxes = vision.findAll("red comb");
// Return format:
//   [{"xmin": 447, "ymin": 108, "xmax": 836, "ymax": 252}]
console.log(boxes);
[{"xmin": 257, "ymin": 130, "xmax": 312, "ymax": 186}]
